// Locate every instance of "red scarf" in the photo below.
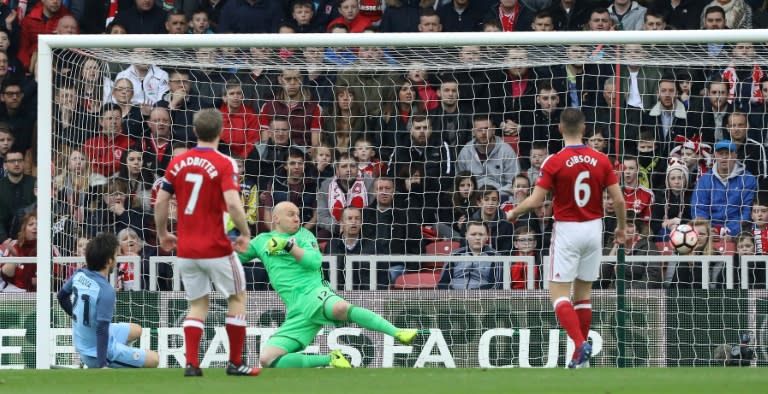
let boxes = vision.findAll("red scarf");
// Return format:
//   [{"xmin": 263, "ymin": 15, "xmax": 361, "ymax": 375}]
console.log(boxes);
[
  {"xmin": 328, "ymin": 177, "xmax": 368, "ymax": 222},
  {"xmin": 499, "ymin": 3, "xmax": 520, "ymax": 32}
]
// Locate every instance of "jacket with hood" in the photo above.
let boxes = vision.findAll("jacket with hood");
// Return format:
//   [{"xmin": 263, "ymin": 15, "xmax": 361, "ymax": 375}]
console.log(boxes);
[
  {"xmin": 457, "ymin": 136, "xmax": 520, "ymax": 192},
  {"xmin": 692, "ymin": 160, "xmax": 757, "ymax": 236}
]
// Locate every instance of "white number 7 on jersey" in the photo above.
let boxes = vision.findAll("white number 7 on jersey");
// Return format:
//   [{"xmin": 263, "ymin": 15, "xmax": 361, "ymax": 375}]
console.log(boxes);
[
  {"xmin": 184, "ymin": 173, "xmax": 203, "ymax": 215},
  {"xmin": 574, "ymin": 171, "xmax": 591, "ymax": 208}
]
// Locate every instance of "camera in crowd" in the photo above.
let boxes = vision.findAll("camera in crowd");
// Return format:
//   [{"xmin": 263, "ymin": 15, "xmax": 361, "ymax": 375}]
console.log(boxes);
[{"xmin": 714, "ymin": 331, "xmax": 757, "ymax": 366}]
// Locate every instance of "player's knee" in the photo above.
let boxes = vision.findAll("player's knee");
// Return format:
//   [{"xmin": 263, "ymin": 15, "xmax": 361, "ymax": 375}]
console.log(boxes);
[
  {"xmin": 331, "ymin": 301, "xmax": 350, "ymax": 321},
  {"xmin": 260, "ymin": 353, "xmax": 276, "ymax": 368},
  {"xmin": 143, "ymin": 351, "xmax": 159, "ymax": 368},
  {"xmin": 128, "ymin": 323, "xmax": 143, "ymax": 342}
]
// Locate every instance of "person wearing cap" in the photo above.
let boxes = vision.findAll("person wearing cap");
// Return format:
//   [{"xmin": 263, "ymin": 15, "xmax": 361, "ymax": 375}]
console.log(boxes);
[
  {"xmin": 651, "ymin": 158, "xmax": 693, "ymax": 240},
  {"xmin": 692, "ymin": 139, "xmax": 757, "ymax": 239}
]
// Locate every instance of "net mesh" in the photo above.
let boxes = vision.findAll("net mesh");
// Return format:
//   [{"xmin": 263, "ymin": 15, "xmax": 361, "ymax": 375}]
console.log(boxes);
[{"xmin": 32, "ymin": 39, "xmax": 768, "ymax": 368}]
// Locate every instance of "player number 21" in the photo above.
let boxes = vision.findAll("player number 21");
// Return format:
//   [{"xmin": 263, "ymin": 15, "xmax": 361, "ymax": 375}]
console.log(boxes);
[
  {"xmin": 574, "ymin": 171, "xmax": 590, "ymax": 208},
  {"xmin": 184, "ymin": 173, "xmax": 204, "ymax": 215}
]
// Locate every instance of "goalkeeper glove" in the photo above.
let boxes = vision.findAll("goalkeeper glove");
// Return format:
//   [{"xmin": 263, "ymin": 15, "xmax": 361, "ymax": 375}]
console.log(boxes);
[{"xmin": 266, "ymin": 237, "xmax": 294, "ymax": 255}]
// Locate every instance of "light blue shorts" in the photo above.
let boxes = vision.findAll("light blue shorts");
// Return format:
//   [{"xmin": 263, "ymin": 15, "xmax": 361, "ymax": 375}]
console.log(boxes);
[{"xmin": 81, "ymin": 323, "xmax": 147, "ymax": 368}]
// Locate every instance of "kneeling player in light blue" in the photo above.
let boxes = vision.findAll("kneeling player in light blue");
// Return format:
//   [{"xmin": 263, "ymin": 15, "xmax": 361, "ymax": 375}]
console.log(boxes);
[
  {"xmin": 57, "ymin": 232, "xmax": 159, "ymax": 368},
  {"xmin": 238, "ymin": 201, "xmax": 418, "ymax": 368}
]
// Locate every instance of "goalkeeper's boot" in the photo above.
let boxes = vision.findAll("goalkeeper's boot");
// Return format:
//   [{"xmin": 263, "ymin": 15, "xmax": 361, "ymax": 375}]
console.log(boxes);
[
  {"xmin": 567, "ymin": 341, "xmax": 592, "ymax": 369},
  {"xmin": 226, "ymin": 361, "xmax": 261, "ymax": 376},
  {"xmin": 184, "ymin": 364, "xmax": 203, "ymax": 377},
  {"xmin": 394, "ymin": 329, "xmax": 418, "ymax": 345},
  {"xmin": 329, "ymin": 349, "xmax": 352, "ymax": 368}
]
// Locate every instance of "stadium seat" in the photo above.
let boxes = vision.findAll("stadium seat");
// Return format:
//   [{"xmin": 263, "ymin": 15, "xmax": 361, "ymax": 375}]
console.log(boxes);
[
  {"xmin": 425, "ymin": 241, "xmax": 460, "ymax": 256},
  {"xmin": 655, "ymin": 241, "xmax": 674, "ymax": 256},
  {"xmin": 392, "ymin": 270, "xmax": 442, "ymax": 289},
  {"xmin": 713, "ymin": 240, "xmax": 736, "ymax": 256}
]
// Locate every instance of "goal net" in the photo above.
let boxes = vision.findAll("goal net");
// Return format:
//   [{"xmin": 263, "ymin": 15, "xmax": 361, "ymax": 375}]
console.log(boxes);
[{"xmin": 18, "ymin": 31, "xmax": 768, "ymax": 369}]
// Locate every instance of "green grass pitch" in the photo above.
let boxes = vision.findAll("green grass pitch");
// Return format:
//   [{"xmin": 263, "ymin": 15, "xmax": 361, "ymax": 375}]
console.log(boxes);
[{"xmin": 1, "ymin": 368, "xmax": 765, "ymax": 394}]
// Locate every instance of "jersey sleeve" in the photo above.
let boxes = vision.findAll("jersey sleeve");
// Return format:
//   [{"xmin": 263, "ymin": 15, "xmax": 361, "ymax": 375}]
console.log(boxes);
[
  {"xmin": 602, "ymin": 156, "xmax": 619, "ymax": 187},
  {"xmin": 56, "ymin": 275, "xmax": 75, "ymax": 317},
  {"xmin": 95, "ymin": 286, "xmax": 116, "ymax": 324},
  {"xmin": 219, "ymin": 158, "xmax": 240, "ymax": 193},
  {"xmin": 161, "ymin": 159, "xmax": 176, "ymax": 194},
  {"xmin": 534, "ymin": 156, "xmax": 556, "ymax": 191},
  {"xmin": 238, "ymin": 234, "xmax": 266, "ymax": 263},
  {"xmin": 294, "ymin": 229, "xmax": 322, "ymax": 271}
]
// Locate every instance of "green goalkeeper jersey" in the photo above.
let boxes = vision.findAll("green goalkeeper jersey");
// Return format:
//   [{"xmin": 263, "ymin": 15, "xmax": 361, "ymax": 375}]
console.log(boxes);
[{"xmin": 237, "ymin": 228, "xmax": 325, "ymax": 307}]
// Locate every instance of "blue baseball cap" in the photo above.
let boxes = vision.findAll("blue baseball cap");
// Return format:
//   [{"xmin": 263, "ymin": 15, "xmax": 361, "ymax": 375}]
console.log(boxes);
[{"xmin": 714, "ymin": 140, "xmax": 737, "ymax": 152}]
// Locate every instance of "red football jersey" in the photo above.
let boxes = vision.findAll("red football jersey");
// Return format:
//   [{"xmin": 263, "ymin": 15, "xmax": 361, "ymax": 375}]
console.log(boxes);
[
  {"xmin": 162, "ymin": 147, "xmax": 239, "ymax": 258},
  {"xmin": 536, "ymin": 145, "xmax": 618, "ymax": 222}
]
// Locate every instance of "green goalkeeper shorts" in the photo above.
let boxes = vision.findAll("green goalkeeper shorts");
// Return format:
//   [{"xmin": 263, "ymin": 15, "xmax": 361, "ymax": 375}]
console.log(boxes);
[{"xmin": 267, "ymin": 286, "xmax": 344, "ymax": 353}]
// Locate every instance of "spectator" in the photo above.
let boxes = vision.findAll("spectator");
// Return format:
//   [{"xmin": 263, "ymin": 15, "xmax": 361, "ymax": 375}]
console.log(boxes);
[
  {"xmin": 0, "ymin": 148, "xmax": 36, "ymax": 242},
  {"xmin": 326, "ymin": 206, "xmax": 379, "ymax": 289},
  {"xmin": 387, "ymin": 114, "xmax": 455, "ymax": 217},
  {"xmin": 726, "ymin": 111, "xmax": 768, "ymax": 190},
  {"xmin": 622, "ymin": 156, "xmax": 654, "ymax": 227},
  {"xmin": 669, "ymin": 218, "xmax": 715, "ymax": 289},
  {"xmin": 53, "ymin": 147, "xmax": 104, "ymax": 253},
  {"xmin": 586, "ymin": 7, "xmax": 615, "ymax": 31},
  {"xmin": 109, "ymin": 75, "xmax": 149, "ymax": 139},
  {"xmin": 54, "ymin": 85, "xmax": 89, "ymax": 148},
  {"xmin": 468, "ymin": 185, "xmax": 515, "ymax": 254},
  {"xmin": 417, "ymin": 7, "xmax": 442, "ymax": 32},
  {"xmin": 217, "ymin": 0, "xmax": 284, "ymax": 33},
  {"xmin": 407, "ymin": 63, "xmax": 439, "ymax": 112},
  {"xmin": 163, "ymin": 10, "xmax": 187, "ymax": 34},
  {"xmin": 381, "ymin": 76, "xmax": 426, "ymax": 153},
  {"xmin": 643, "ymin": 75, "xmax": 691, "ymax": 155},
  {"xmin": 642, "ymin": 8, "xmax": 667, "ymax": 30},
  {"xmin": 749, "ymin": 193, "xmax": 768, "ymax": 255},
  {"xmin": 700, "ymin": 6, "xmax": 729, "ymax": 58},
  {"xmin": 287, "ymin": 0, "xmax": 324, "ymax": 33},
  {"xmin": 74, "ymin": 58, "xmax": 108, "ymax": 122},
  {"xmin": 0, "ymin": 81, "xmax": 35, "ymax": 154},
  {"xmin": 379, "ymin": 0, "xmax": 426, "ymax": 32},
  {"xmin": 669, "ymin": 136, "xmax": 712, "ymax": 188},
  {"xmin": 352, "ymin": 137, "xmax": 386, "ymax": 178},
  {"xmin": 336, "ymin": 44, "xmax": 398, "ymax": 119},
  {"xmin": 652, "ymin": 158, "xmax": 692, "ymax": 241},
  {"xmin": 247, "ymin": 115, "xmax": 297, "ymax": 190},
  {"xmin": 219, "ymin": 79, "xmax": 259, "ymax": 158},
  {"xmin": 510, "ymin": 225, "xmax": 541, "ymax": 289},
  {"xmin": 530, "ymin": 10, "xmax": 555, "ymax": 31},
  {"xmin": 600, "ymin": 210, "xmax": 661, "ymax": 290},
  {"xmin": 692, "ymin": 140, "xmax": 757, "ymax": 238},
  {"xmin": 438, "ymin": 221, "xmax": 501, "ymax": 289},
  {"xmin": 457, "ymin": 114, "xmax": 520, "ymax": 198},
  {"xmin": 435, "ymin": 171, "xmax": 477, "ymax": 241},
  {"xmin": 0, "ymin": 30, "xmax": 25, "ymax": 84},
  {"xmin": 526, "ymin": 141, "xmax": 548, "ymax": 185},
  {"xmin": 660, "ymin": 0, "xmax": 705, "ymax": 30},
  {"xmin": 156, "ymin": 68, "xmax": 211, "ymax": 143},
  {"xmin": 495, "ymin": 47, "xmax": 541, "ymax": 132},
  {"xmin": 635, "ymin": 129, "xmax": 667, "ymax": 190},
  {"xmin": 140, "ymin": 106, "xmax": 173, "ymax": 177},
  {"xmin": 437, "ymin": 0, "xmax": 484, "ymax": 32},
  {"xmin": 361, "ymin": 176, "xmax": 410, "ymax": 256},
  {"xmin": 620, "ymin": 44, "xmax": 662, "ymax": 112},
  {"xmin": 116, "ymin": 147, "xmax": 153, "ymax": 212},
  {"xmin": 392, "ymin": 161, "xmax": 430, "ymax": 255},
  {"xmin": 322, "ymin": 84, "xmax": 368, "ymax": 152},
  {"xmin": 311, "ymin": 144, "xmax": 335, "ymax": 185},
  {"xmin": 690, "ymin": 77, "xmax": 732, "ymax": 146},
  {"xmin": 259, "ymin": 67, "xmax": 323, "ymax": 148},
  {"xmin": 106, "ymin": 21, "xmax": 128, "ymax": 34},
  {"xmin": 0, "ymin": 3, "xmax": 20, "ymax": 55},
  {"xmin": 544, "ymin": 0, "xmax": 590, "ymax": 31},
  {"xmin": 189, "ymin": 47, "xmax": 229, "ymax": 108},
  {"xmin": 518, "ymin": 81, "xmax": 562, "ymax": 168},
  {"xmin": 585, "ymin": 127, "xmax": 609, "ymax": 156},
  {"xmin": 116, "ymin": 227, "xmax": 166, "ymax": 291},
  {"xmin": 327, "ymin": 0, "xmax": 374, "ymax": 32},
  {"xmin": 483, "ymin": 0, "xmax": 534, "ymax": 32},
  {"xmin": 607, "ymin": 0, "xmax": 646, "ymax": 31},
  {"xmin": 702, "ymin": 0, "xmax": 751, "ymax": 29},
  {"xmin": 235, "ymin": 47, "xmax": 279, "ymax": 113},
  {"xmin": 429, "ymin": 76, "xmax": 473, "ymax": 158},
  {"xmin": 262, "ymin": 148, "xmax": 318, "ymax": 232},
  {"xmin": 188, "ymin": 9, "xmax": 214, "ymax": 34},
  {"xmin": 317, "ymin": 152, "xmax": 374, "ymax": 239},
  {"xmin": 84, "ymin": 177, "xmax": 150, "ymax": 241},
  {"xmin": 0, "ymin": 212, "xmax": 42, "ymax": 292},
  {"xmin": 0, "ymin": 125, "xmax": 13, "ymax": 175},
  {"xmin": 301, "ymin": 46, "xmax": 336, "ymax": 109},
  {"xmin": 324, "ymin": 24, "xmax": 359, "ymax": 66},
  {"xmin": 734, "ymin": 231, "xmax": 764, "ymax": 288},
  {"xmin": 452, "ymin": 45, "xmax": 494, "ymax": 115},
  {"xmin": 113, "ymin": 49, "xmax": 170, "ymax": 107},
  {"xmin": 82, "ymin": 103, "xmax": 132, "ymax": 177},
  {"xmin": 18, "ymin": 0, "xmax": 70, "ymax": 72},
  {"xmin": 114, "ymin": 0, "xmax": 168, "ymax": 34}
]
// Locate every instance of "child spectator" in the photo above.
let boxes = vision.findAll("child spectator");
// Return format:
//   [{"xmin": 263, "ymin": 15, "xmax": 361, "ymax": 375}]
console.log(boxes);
[
  {"xmin": 407, "ymin": 63, "xmax": 439, "ymax": 111},
  {"xmin": 438, "ymin": 221, "xmax": 501, "ymax": 290},
  {"xmin": 511, "ymin": 226, "xmax": 540, "ymax": 289},
  {"xmin": 526, "ymin": 141, "xmax": 548, "ymax": 185},
  {"xmin": 0, "ymin": 212, "xmax": 59, "ymax": 292},
  {"xmin": 353, "ymin": 137, "xmax": 386, "ymax": 178},
  {"xmin": 327, "ymin": 0, "xmax": 374, "ymax": 32},
  {"xmin": 636, "ymin": 129, "xmax": 667, "ymax": 190},
  {"xmin": 669, "ymin": 136, "xmax": 712, "ymax": 189},
  {"xmin": 468, "ymin": 185, "xmax": 515, "ymax": 254},
  {"xmin": 311, "ymin": 144, "xmax": 335, "ymax": 185},
  {"xmin": 735, "ymin": 231, "xmax": 765, "ymax": 288},
  {"xmin": 585, "ymin": 126, "xmax": 609, "ymax": 154},
  {"xmin": 652, "ymin": 158, "xmax": 692, "ymax": 241},
  {"xmin": 289, "ymin": 0, "xmax": 325, "ymax": 33},
  {"xmin": 749, "ymin": 193, "xmax": 768, "ymax": 255},
  {"xmin": 188, "ymin": 9, "xmax": 214, "ymax": 34},
  {"xmin": 436, "ymin": 171, "xmax": 477, "ymax": 241}
]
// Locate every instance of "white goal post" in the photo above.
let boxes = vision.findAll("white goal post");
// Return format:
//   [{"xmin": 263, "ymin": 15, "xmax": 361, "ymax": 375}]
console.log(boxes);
[{"xmin": 34, "ymin": 30, "xmax": 768, "ymax": 370}]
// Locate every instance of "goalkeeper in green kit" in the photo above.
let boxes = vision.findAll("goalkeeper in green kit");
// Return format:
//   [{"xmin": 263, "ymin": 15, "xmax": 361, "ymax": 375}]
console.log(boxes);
[{"xmin": 238, "ymin": 201, "xmax": 418, "ymax": 368}]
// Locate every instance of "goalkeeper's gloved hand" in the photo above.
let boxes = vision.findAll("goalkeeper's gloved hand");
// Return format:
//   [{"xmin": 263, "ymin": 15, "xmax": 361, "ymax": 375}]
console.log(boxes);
[{"xmin": 266, "ymin": 237, "xmax": 294, "ymax": 255}]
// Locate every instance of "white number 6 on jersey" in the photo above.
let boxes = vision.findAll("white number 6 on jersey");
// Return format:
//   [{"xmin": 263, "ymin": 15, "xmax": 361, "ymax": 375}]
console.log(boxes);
[{"xmin": 574, "ymin": 171, "xmax": 590, "ymax": 208}]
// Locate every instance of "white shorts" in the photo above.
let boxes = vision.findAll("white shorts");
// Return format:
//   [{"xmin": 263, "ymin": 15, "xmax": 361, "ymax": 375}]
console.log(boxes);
[
  {"xmin": 548, "ymin": 219, "xmax": 603, "ymax": 283},
  {"xmin": 177, "ymin": 253, "xmax": 246, "ymax": 300}
]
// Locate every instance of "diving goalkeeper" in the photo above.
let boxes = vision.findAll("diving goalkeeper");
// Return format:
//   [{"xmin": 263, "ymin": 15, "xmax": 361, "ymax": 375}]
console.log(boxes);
[{"xmin": 238, "ymin": 201, "xmax": 418, "ymax": 368}]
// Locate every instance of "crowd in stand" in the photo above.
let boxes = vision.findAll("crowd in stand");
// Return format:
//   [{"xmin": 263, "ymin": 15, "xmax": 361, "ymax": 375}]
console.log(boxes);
[{"xmin": 1, "ymin": 0, "xmax": 768, "ymax": 293}]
